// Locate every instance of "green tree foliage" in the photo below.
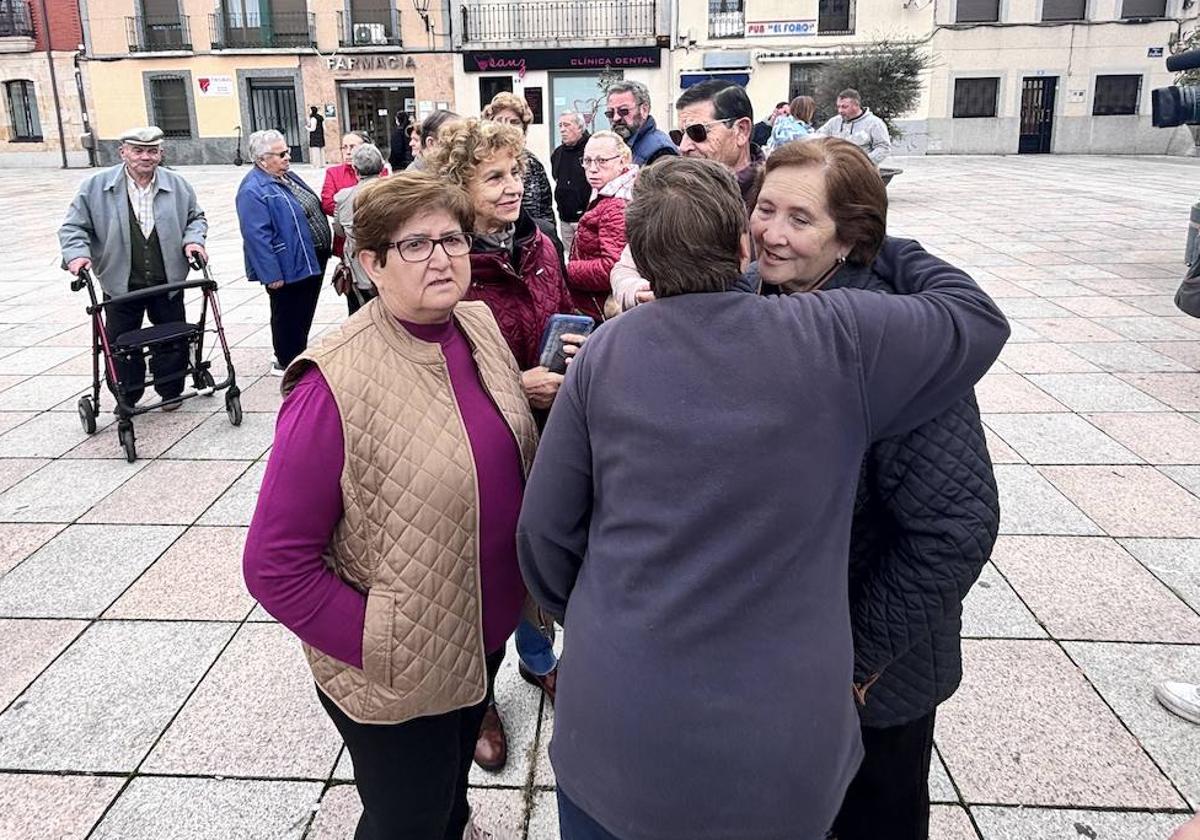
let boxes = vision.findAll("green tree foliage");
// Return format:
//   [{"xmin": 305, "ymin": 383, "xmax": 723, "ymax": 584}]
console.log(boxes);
[
  {"xmin": 1171, "ymin": 27, "xmax": 1200, "ymax": 86},
  {"xmin": 815, "ymin": 38, "xmax": 934, "ymax": 137}
]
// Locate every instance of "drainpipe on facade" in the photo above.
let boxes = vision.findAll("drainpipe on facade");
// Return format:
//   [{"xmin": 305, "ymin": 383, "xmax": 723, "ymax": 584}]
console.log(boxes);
[
  {"xmin": 74, "ymin": 51, "xmax": 96, "ymax": 168},
  {"xmin": 37, "ymin": 0, "xmax": 68, "ymax": 168}
]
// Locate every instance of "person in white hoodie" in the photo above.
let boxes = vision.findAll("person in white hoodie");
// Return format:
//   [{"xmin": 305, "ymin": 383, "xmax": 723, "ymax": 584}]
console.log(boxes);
[{"xmin": 817, "ymin": 88, "xmax": 892, "ymax": 166}]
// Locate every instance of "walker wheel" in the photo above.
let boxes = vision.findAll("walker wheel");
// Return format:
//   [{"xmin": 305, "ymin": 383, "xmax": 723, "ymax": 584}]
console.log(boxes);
[
  {"xmin": 195, "ymin": 368, "xmax": 216, "ymax": 394},
  {"xmin": 77, "ymin": 396, "xmax": 97, "ymax": 435},
  {"xmin": 226, "ymin": 393, "xmax": 243, "ymax": 427},
  {"xmin": 118, "ymin": 423, "xmax": 137, "ymax": 463}
]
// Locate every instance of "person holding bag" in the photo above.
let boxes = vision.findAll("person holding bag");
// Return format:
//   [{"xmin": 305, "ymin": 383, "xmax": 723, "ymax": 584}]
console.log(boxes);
[{"xmin": 332, "ymin": 143, "xmax": 385, "ymax": 316}]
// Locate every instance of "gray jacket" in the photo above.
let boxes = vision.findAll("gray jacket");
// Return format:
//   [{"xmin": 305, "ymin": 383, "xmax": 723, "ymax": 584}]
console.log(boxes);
[
  {"xmin": 332, "ymin": 180, "xmax": 377, "ymax": 292},
  {"xmin": 59, "ymin": 164, "xmax": 207, "ymax": 297},
  {"xmin": 817, "ymin": 109, "xmax": 892, "ymax": 165}
]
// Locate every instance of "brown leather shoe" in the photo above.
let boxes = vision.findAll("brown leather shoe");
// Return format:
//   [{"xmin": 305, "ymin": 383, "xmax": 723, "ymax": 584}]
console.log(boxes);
[
  {"xmin": 519, "ymin": 663, "xmax": 557, "ymax": 705},
  {"xmin": 474, "ymin": 703, "xmax": 507, "ymax": 772}
]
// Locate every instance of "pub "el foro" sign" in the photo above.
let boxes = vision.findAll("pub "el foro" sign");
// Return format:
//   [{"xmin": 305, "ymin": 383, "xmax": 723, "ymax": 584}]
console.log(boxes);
[{"xmin": 745, "ymin": 19, "xmax": 817, "ymax": 36}]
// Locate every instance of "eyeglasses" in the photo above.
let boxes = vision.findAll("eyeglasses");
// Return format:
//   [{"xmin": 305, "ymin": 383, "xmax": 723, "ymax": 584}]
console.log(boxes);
[
  {"xmin": 386, "ymin": 232, "xmax": 474, "ymax": 263},
  {"xmin": 603, "ymin": 106, "xmax": 636, "ymax": 121},
  {"xmin": 264, "ymin": 149, "xmax": 291, "ymax": 159},
  {"xmin": 582, "ymin": 154, "xmax": 622, "ymax": 169},
  {"xmin": 682, "ymin": 118, "xmax": 735, "ymax": 144}
]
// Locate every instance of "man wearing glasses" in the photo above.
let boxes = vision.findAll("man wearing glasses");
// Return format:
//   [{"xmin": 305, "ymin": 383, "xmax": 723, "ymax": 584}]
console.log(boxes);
[
  {"xmin": 675, "ymin": 80, "xmax": 765, "ymax": 210},
  {"xmin": 59, "ymin": 126, "xmax": 208, "ymax": 409},
  {"xmin": 604, "ymin": 80, "xmax": 678, "ymax": 167}
]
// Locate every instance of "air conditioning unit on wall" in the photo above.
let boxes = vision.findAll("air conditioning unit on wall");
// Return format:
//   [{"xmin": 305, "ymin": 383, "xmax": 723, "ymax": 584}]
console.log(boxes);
[{"xmin": 353, "ymin": 23, "xmax": 387, "ymax": 45}]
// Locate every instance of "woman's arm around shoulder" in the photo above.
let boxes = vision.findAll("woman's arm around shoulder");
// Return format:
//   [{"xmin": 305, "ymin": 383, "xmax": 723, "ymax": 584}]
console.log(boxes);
[{"xmin": 830, "ymin": 238, "xmax": 1010, "ymax": 440}]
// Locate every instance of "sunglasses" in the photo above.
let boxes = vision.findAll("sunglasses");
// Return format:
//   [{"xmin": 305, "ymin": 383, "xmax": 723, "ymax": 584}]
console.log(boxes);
[
  {"xmin": 386, "ymin": 232, "xmax": 473, "ymax": 263},
  {"xmin": 682, "ymin": 118, "xmax": 735, "ymax": 144},
  {"xmin": 603, "ymin": 105, "xmax": 637, "ymax": 121},
  {"xmin": 264, "ymin": 149, "xmax": 291, "ymax": 158}
]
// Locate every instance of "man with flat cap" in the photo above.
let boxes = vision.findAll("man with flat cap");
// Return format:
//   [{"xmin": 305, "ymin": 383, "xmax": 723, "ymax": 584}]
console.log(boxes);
[{"xmin": 59, "ymin": 126, "xmax": 208, "ymax": 409}]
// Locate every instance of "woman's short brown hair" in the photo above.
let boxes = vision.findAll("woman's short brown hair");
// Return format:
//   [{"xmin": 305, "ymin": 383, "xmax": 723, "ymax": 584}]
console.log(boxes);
[
  {"xmin": 482, "ymin": 92, "xmax": 533, "ymax": 130},
  {"xmin": 756, "ymin": 137, "xmax": 887, "ymax": 265},
  {"xmin": 626, "ymin": 158, "xmax": 745, "ymax": 299},
  {"xmin": 788, "ymin": 95, "xmax": 816, "ymax": 125},
  {"xmin": 424, "ymin": 118, "xmax": 527, "ymax": 190},
  {"xmin": 352, "ymin": 172, "xmax": 474, "ymax": 267}
]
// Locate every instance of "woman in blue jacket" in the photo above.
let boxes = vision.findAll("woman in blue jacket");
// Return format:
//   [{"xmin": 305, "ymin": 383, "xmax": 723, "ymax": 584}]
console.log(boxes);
[{"xmin": 236, "ymin": 129, "xmax": 332, "ymax": 374}]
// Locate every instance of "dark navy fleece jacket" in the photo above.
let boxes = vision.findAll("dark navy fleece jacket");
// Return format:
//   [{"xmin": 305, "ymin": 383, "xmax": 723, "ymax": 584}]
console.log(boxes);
[{"xmin": 517, "ymin": 239, "xmax": 1009, "ymax": 840}]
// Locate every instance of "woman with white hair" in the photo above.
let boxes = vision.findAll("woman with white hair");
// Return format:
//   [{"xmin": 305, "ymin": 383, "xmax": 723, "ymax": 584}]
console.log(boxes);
[
  {"xmin": 236, "ymin": 129, "xmax": 332, "ymax": 374},
  {"xmin": 332, "ymin": 142, "xmax": 385, "ymax": 316}
]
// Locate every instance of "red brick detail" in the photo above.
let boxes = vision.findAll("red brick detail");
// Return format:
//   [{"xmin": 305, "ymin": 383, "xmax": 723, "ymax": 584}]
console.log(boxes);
[{"xmin": 30, "ymin": 0, "xmax": 83, "ymax": 52}]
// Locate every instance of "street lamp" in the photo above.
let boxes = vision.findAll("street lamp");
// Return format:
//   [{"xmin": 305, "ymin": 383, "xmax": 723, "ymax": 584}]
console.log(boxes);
[{"xmin": 412, "ymin": 0, "xmax": 432, "ymax": 33}]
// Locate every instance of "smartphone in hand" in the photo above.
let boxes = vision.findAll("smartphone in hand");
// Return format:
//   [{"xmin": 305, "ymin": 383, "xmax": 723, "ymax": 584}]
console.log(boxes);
[{"xmin": 539, "ymin": 314, "xmax": 595, "ymax": 374}]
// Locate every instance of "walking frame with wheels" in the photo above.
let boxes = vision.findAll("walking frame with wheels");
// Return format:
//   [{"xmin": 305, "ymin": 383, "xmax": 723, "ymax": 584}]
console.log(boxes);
[{"xmin": 70, "ymin": 255, "xmax": 242, "ymax": 462}]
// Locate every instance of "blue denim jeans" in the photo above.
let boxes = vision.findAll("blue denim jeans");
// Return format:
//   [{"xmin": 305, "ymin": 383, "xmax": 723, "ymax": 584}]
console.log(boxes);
[{"xmin": 515, "ymin": 618, "xmax": 557, "ymax": 676}]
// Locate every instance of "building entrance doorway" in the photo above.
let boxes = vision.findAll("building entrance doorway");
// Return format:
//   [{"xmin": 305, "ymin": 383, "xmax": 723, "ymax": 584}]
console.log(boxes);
[
  {"xmin": 248, "ymin": 79, "xmax": 302, "ymax": 160},
  {"xmin": 1019, "ymin": 76, "xmax": 1057, "ymax": 154},
  {"xmin": 341, "ymin": 83, "xmax": 414, "ymax": 162}
]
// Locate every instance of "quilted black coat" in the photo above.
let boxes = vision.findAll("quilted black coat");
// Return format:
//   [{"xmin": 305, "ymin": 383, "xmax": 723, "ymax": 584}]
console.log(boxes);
[
  {"xmin": 827, "ymin": 255, "xmax": 1000, "ymax": 729},
  {"xmin": 520, "ymin": 151, "xmax": 555, "ymax": 226},
  {"xmin": 748, "ymin": 238, "xmax": 1002, "ymax": 729}
]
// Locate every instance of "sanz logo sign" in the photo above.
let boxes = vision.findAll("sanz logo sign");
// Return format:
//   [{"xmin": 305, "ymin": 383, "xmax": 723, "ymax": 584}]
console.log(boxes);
[{"xmin": 745, "ymin": 19, "xmax": 817, "ymax": 36}]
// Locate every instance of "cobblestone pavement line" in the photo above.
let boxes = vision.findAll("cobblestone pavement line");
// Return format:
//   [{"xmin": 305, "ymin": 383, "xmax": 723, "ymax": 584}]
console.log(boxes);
[{"xmin": 0, "ymin": 156, "xmax": 1197, "ymax": 839}]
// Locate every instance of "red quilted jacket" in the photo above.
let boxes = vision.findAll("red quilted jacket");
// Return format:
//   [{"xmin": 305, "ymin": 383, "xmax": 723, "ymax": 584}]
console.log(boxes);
[
  {"xmin": 466, "ymin": 212, "xmax": 575, "ymax": 371},
  {"xmin": 567, "ymin": 194, "xmax": 628, "ymax": 322}
]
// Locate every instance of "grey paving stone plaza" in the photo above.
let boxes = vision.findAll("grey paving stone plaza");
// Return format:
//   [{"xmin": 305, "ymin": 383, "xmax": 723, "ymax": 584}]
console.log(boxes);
[{"xmin": 0, "ymin": 154, "xmax": 1199, "ymax": 839}]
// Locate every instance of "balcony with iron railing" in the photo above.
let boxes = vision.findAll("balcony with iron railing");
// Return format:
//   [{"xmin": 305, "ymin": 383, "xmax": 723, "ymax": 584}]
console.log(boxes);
[
  {"xmin": 708, "ymin": 10, "xmax": 744, "ymax": 37},
  {"xmin": 209, "ymin": 11, "xmax": 315, "ymax": 49},
  {"xmin": 126, "ymin": 15, "xmax": 192, "ymax": 51},
  {"xmin": 460, "ymin": 0, "xmax": 657, "ymax": 45},
  {"xmin": 0, "ymin": 0, "xmax": 34, "ymax": 39},
  {"xmin": 337, "ymin": 7, "xmax": 402, "ymax": 47}
]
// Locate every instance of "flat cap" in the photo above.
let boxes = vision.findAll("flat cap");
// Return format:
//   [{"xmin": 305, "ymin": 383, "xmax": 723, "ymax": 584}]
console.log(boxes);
[{"xmin": 118, "ymin": 126, "xmax": 164, "ymax": 146}]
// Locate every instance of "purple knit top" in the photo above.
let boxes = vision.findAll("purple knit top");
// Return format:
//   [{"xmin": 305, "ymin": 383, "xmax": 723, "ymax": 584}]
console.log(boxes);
[{"xmin": 243, "ymin": 316, "xmax": 528, "ymax": 666}]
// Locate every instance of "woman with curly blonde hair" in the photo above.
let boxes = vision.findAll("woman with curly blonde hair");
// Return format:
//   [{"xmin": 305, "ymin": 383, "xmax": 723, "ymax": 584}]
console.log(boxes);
[
  {"xmin": 426, "ymin": 116, "xmax": 576, "ymax": 774},
  {"xmin": 482, "ymin": 91, "xmax": 555, "ymax": 224}
]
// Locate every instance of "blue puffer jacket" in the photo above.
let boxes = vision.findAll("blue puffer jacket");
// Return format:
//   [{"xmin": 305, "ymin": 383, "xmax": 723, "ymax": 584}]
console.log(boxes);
[
  {"xmin": 628, "ymin": 115, "xmax": 678, "ymax": 167},
  {"xmin": 748, "ymin": 237, "xmax": 1001, "ymax": 728},
  {"xmin": 235, "ymin": 167, "xmax": 321, "ymax": 285}
]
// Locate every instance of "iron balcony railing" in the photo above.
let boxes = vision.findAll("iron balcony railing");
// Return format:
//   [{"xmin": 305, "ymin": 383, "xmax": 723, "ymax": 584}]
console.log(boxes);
[
  {"xmin": 209, "ymin": 11, "xmax": 316, "ymax": 49},
  {"xmin": 337, "ymin": 7, "xmax": 402, "ymax": 47},
  {"xmin": 461, "ymin": 0, "xmax": 657, "ymax": 43},
  {"xmin": 126, "ymin": 15, "xmax": 193, "ymax": 51},
  {"xmin": 0, "ymin": 0, "xmax": 34, "ymax": 37},
  {"xmin": 708, "ymin": 10, "xmax": 744, "ymax": 39}
]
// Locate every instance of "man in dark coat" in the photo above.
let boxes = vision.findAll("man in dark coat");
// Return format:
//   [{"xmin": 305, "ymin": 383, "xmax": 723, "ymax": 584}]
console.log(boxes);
[{"xmin": 551, "ymin": 111, "xmax": 592, "ymax": 258}]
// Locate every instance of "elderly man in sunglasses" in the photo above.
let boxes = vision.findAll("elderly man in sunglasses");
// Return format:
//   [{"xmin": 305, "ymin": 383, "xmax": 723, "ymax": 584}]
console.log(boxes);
[
  {"xmin": 604, "ymin": 80, "xmax": 678, "ymax": 167},
  {"xmin": 610, "ymin": 81, "xmax": 765, "ymax": 311},
  {"xmin": 676, "ymin": 80, "xmax": 764, "ymax": 211}
]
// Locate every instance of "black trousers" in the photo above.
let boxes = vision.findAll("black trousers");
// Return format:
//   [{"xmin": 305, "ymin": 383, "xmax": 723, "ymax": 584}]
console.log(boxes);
[
  {"xmin": 831, "ymin": 710, "xmax": 936, "ymax": 840},
  {"xmin": 267, "ymin": 273, "xmax": 324, "ymax": 368},
  {"xmin": 104, "ymin": 287, "xmax": 187, "ymax": 404},
  {"xmin": 318, "ymin": 649, "xmax": 505, "ymax": 840}
]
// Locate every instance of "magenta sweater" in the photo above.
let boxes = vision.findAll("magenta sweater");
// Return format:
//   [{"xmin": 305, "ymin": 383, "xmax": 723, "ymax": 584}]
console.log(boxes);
[{"xmin": 243, "ymin": 317, "xmax": 527, "ymax": 667}]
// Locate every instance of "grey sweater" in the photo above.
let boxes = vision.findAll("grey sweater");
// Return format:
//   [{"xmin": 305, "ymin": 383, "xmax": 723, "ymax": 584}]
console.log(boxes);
[{"xmin": 517, "ymin": 241, "xmax": 1009, "ymax": 840}]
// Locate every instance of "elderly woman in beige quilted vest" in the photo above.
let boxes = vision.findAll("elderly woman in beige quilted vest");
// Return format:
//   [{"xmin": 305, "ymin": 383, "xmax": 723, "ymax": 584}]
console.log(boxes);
[{"xmin": 243, "ymin": 172, "xmax": 537, "ymax": 840}]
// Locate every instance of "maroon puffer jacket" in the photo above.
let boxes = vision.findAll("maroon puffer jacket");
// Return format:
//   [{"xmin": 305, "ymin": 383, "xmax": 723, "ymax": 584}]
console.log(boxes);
[
  {"xmin": 466, "ymin": 211, "xmax": 575, "ymax": 371},
  {"xmin": 567, "ymin": 194, "xmax": 628, "ymax": 322}
]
